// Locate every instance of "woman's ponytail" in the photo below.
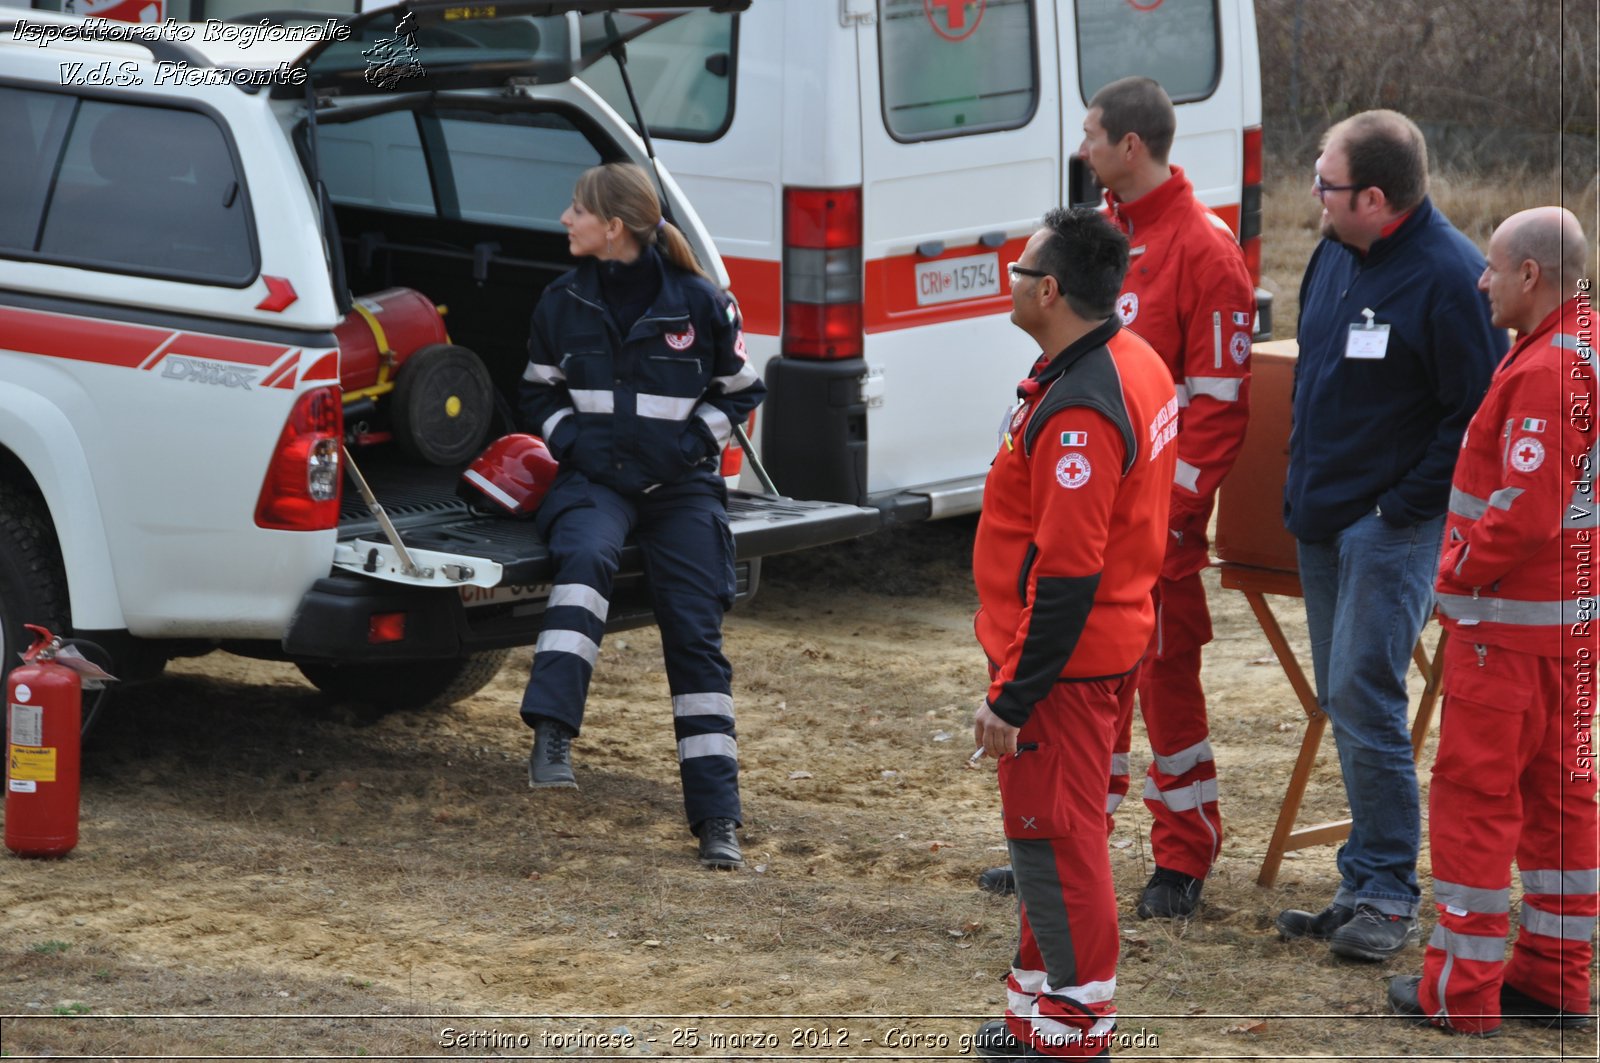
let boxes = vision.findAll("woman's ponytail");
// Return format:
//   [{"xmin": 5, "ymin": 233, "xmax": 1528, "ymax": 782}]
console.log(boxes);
[{"xmin": 655, "ymin": 218, "xmax": 711, "ymax": 282}]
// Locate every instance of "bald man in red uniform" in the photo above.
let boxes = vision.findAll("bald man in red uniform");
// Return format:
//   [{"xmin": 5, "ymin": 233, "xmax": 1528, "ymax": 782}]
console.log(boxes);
[{"xmin": 1388, "ymin": 207, "xmax": 1598, "ymax": 1036}]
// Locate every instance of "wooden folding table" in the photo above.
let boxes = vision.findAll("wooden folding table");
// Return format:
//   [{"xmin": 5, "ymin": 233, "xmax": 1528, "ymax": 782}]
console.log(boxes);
[{"xmin": 1219, "ymin": 561, "xmax": 1447, "ymax": 887}]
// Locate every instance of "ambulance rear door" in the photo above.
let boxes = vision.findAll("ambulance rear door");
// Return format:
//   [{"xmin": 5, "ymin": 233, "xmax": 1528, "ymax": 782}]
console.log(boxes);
[{"xmin": 856, "ymin": 0, "xmax": 1062, "ymax": 516}]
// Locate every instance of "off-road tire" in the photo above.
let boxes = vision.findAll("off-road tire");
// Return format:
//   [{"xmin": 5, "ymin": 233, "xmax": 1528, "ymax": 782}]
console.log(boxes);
[
  {"xmin": 389, "ymin": 343, "xmax": 495, "ymax": 467},
  {"xmin": 0, "ymin": 481, "xmax": 70, "ymax": 690},
  {"xmin": 296, "ymin": 648, "xmax": 510, "ymax": 712}
]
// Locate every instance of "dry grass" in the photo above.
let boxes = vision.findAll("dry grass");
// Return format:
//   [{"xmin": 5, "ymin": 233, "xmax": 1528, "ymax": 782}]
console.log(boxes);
[{"xmin": 4, "ymin": 522, "xmax": 1597, "ymax": 1060}]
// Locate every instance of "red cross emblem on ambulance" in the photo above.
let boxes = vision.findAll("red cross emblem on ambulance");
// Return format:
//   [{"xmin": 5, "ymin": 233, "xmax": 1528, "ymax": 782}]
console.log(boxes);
[{"xmin": 924, "ymin": 0, "xmax": 986, "ymax": 42}]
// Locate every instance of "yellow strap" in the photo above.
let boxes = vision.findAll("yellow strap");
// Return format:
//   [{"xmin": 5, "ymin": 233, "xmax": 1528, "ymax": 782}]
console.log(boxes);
[{"xmin": 351, "ymin": 301, "xmax": 398, "ymax": 387}]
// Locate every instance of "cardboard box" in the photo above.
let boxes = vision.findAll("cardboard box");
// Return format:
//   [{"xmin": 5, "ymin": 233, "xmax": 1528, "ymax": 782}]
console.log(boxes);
[{"xmin": 1215, "ymin": 340, "xmax": 1300, "ymax": 573}]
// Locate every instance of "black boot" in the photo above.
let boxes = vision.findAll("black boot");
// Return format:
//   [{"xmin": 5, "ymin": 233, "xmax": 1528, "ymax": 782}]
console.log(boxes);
[
  {"xmin": 527, "ymin": 718, "xmax": 577, "ymax": 789},
  {"xmin": 1501, "ymin": 981, "xmax": 1597, "ymax": 1030},
  {"xmin": 696, "ymin": 817, "xmax": 742, "ymax": 870},
  {"xmin": 1136, "ymin": 867, "xmax": 1203, "ymax": 919},
  {"xmin": 1275, "ymin": 901, "xmax": 1355, "ymax": 941},
  {"xmin": 973, "ymin": 1020, "xmax": 1024, "ymax": 1060},
  {"xmin": 978, "ymin": 866, "xmax": 1016, "ymax": 896}
]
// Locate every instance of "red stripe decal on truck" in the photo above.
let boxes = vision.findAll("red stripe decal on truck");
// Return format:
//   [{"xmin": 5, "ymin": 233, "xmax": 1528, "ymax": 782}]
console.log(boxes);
[
  {"xmin": 0, "ymin": 305, "xmax": 172, "ymax": 368},
  {"xmin": 0, "ymin": 305, "xmax": 296, "ymax": 372}
]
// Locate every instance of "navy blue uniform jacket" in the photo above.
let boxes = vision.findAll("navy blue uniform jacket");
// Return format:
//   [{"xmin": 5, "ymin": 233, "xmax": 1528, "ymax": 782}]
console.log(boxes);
[
  {"xmin": 1285, "ymin": 197, "xmax": 1506, "ymax": 541},
  {"xmin": 518, "ymin": 248, "xmax": 765, "ymax": 497}
]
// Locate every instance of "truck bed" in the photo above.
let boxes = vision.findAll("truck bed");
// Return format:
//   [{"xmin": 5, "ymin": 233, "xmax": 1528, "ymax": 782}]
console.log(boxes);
[
  {"xmin": 279, "ymin": 449, "xmax": 882, "ymax": 662},
  {"xmin": 341, "ymin": 450, "xmax": 883, "ymax": 585}
]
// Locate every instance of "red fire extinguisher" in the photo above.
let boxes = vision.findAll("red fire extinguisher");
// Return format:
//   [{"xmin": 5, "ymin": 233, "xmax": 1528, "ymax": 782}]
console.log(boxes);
[{"xmin": 6, "ymin": 625, "xmax": 81, "ymax": 858}]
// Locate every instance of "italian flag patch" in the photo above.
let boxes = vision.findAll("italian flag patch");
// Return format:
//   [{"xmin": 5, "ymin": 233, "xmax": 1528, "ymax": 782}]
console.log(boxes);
[
  {"xmin": 1520, "ymin": 417, "xmax": 1547, "ymax": 432},
  {"xmin": 1061, "ymin": 431, "xmax": 1088, "ymax": 447}
]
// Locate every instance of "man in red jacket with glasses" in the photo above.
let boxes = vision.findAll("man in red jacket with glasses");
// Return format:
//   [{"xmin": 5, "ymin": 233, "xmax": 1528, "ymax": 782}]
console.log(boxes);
[
  {"xmin": 981, "ymin": 76, "xmax": 1254, "ymax": 919},
  {"xmin": 971, "ymin": 207, "xmax": 1176, "ymax": 1060}
]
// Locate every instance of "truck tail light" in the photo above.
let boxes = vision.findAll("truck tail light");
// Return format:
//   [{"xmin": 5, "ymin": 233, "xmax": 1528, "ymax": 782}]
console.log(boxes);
[
  {"xmin": 255, "ymin": 386, "xmax": 343, "ymax": 531},
  {"xmin": 368, "ymin": 611, "xmax": 406, "ymax": 644},
  {"xmin": 1241, "ymin": 125, "xmax": 1263, "ymax": 286},
  {"xmin": 783, "ymin": 186, "xmax": 863, "ymax": 360}
]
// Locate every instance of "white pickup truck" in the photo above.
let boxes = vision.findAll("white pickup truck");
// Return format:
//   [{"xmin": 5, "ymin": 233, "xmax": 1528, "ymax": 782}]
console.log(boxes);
[{"xmin": 0, "ymin": 2, "xmax": 877, "ymax": 709}]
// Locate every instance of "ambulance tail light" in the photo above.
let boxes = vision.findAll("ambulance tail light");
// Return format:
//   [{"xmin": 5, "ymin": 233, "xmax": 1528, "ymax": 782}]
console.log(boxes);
[
  {"xmin": 783, "ymin": 186, "xmax": 863, "ymax": 360},
  {"xmin": 255, "ymin": 386, "xmax": 343, "ymax": 531},
  {"xmin": 1241, "ymin": 125, "xmax": 1263, "ymax": 285}
]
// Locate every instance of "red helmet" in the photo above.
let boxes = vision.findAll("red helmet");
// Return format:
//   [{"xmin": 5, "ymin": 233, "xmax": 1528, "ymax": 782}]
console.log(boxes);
[{"xmin": 457, "ymin": 434, "xmax": 559, "ymax": 516}]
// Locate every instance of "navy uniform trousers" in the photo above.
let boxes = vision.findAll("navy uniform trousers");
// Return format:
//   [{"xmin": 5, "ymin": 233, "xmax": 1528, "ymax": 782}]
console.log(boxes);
[{"xmin": 520, "ymin": 472, "xmax": 741, "ymax": 829}]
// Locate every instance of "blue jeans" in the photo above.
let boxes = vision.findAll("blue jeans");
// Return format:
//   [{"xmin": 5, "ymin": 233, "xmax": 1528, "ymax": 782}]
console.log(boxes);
[{"xmin": 1297, "ymin": 510, "xmax": 1444, "ymax": 918}]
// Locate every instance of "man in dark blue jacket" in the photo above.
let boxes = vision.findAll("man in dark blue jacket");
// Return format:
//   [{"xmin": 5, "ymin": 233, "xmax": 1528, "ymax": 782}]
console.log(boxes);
[{"xmin": 1276, "ymin": 110, "xmax": 1506, "ymax": 961}]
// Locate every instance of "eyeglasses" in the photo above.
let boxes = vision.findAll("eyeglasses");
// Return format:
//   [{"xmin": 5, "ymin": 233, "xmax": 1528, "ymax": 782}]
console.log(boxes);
[
  {"xmin": 1312, "ymin": 174, "xmax": 1367, "ymax": 201},
  {"xmin": 1007, "ymin": 261, "xmax": 1050, "ymax": 281}
]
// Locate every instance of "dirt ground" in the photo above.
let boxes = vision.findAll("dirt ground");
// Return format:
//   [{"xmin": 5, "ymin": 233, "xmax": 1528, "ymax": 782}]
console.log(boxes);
[{"xmin": 1, "ymin": 518, "xmax": 1594, "ymax": 1061}]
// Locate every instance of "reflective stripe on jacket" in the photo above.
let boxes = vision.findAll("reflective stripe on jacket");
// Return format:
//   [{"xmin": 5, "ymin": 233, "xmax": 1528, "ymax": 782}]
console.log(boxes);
[
  {"xmin": 518, "ymin": 247, "xmax": 764, "ymax": 496},
  {"xmin": 1436, "ymin": 296, "xmax": 1596, "ymax": 657},
  {"xmin": 1105, "ymin": 167, "xmax": 1254, "ymax": 580}
]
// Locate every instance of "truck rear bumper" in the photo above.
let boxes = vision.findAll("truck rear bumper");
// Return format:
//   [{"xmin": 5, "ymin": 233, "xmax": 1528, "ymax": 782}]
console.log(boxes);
[{"xmin": 285, "ymin": 474, "xmax": 880, "ymax": 662}]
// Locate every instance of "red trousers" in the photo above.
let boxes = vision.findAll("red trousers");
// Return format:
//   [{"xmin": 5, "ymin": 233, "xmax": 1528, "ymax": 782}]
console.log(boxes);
[
  {"xmin": 1419, "ymin": 639, "xmax": 1598, "ymax": 1034},
  {"xmin": 1001, "ymin": 673, "xmax": 1136, "ymax": 1058},
  {"xmin": 1111, "ymin": 572, "xmax": 1220, "ymax": 878}
]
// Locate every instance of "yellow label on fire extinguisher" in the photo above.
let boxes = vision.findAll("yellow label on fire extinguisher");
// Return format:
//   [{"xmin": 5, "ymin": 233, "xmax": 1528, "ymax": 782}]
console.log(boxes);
[{"xmin": 8, "ymin": 745, "xmax": 56, "ymax": 783}]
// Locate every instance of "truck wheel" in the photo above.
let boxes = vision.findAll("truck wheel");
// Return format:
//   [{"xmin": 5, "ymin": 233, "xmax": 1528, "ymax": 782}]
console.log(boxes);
[
  {"xmin": 390, "ymin": 343, "xmax": 495, "ymax": 467},
  {"xmin": 296, "ymin": 648, "xmax": 511, "ymax": 712},
  {"xmin": 0, "ymin": 482, "xmax": 69, "ymax": 690}
]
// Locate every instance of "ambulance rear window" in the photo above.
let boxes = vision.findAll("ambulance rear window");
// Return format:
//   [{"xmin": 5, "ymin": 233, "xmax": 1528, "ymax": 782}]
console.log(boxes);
[
  {"xmin": 877, "ymin": 0, "xmax": 1039, "ymax": 142},
  {"xmin": 1075, "ymin": 0, "xmax": 1222, "ymax": 104}
]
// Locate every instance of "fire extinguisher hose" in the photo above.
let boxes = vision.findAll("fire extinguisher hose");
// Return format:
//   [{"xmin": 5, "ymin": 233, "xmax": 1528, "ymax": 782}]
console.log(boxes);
[{"xmin": 58, "ymin": 638, "xmax": 114, "ymax": 739}]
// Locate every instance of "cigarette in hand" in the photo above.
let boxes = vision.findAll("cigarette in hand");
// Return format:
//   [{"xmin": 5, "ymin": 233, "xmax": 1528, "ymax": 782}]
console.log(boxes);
[{"xmin": 968, "ymin": 747, "xmax": 987, "ymax": 765}]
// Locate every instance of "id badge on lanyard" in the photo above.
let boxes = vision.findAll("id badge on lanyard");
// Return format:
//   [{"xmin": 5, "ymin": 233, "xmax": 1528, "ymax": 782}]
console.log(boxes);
[{"xmin": 1345, "ymin": 307, "xmax": 1390, "ymax": 360}]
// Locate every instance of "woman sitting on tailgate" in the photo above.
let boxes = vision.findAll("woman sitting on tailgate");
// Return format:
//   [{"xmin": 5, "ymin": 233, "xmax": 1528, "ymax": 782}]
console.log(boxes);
[{"xmin": 515, "ymin": 162, "xmax": 764, "ymax": 870}]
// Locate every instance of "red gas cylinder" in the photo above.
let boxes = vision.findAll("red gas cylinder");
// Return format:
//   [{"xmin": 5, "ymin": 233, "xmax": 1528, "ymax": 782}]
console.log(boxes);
[
  {"xmin": 5, "ymin": 626, "xmax": 82, "ymax": 858},
  {"xmin": 333, "ymin": 288, "xmax": 451, "ymax": 392}
]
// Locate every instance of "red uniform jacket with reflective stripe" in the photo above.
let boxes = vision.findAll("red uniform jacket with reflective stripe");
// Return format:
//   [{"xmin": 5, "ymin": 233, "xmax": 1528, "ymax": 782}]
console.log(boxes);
[
  {"xmin": 1436, "ymin": 296, "xmax": 1596, "ymax": 657},
  {"xmin": 975, "ymin": 320, "xmax": 1178, "ymax": 725},
  {"xmin": 1105, "ymin": 168, "xmax": 1254, "ymax": 580}
]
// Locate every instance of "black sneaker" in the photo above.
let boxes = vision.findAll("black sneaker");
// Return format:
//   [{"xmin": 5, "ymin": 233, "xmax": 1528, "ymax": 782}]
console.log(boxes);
[
  {"xmin": 1388, "ymin": 975, "xmax": 1501, "ymax": 1037},
  {"xmin": 1328, "ymin": 904, "xmax": 1418, "ymax": 961},
  {"xmin": 1501, "ymin": 980, "xmax": 1597, "ymax": 1030},
  {"xmin": 1136, "ymin": 867, "xmax": 1203, "ymax": 919},
  {"xmin": 973, "ymin": 1020, "xmax": 1024, "ymax": 1060},
  {"xmin": 696, "ymin": 817, "xmax": 743, "ymax": 870},
  {"xmin": 978, "ymin": 866, "xmax": 1016, "ymax": 896},
  {"xmin": 1276, "ymin": 901, "xmax": 1355, "ymax": 941},
  {"xmin": 527, "ymin": 719, "xmax": 577, "ymax": 789}
]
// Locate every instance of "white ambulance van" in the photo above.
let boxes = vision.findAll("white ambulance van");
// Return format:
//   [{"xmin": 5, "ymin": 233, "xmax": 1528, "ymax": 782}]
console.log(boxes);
[{"xmin": 579, "ymin": 0, "xmax": 1266, "ymax": 520}]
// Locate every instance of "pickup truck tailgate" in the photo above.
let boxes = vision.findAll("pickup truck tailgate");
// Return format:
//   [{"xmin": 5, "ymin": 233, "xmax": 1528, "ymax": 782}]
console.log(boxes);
[
  {"xmin": 337, "ymin": 458, "xmax": 882, "ymax": 586},
  {"xmin": 284, "ymin": 458, "xmax": 881, "ymax": 660}
]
